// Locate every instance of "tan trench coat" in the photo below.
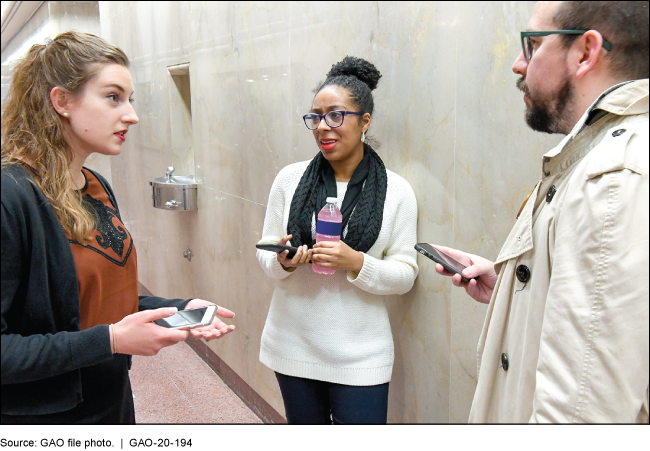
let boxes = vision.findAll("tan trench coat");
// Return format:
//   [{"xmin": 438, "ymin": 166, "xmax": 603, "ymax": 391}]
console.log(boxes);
[{"xmin": 469, "ymin": 79, "xmax": 649, "ymax": 423}]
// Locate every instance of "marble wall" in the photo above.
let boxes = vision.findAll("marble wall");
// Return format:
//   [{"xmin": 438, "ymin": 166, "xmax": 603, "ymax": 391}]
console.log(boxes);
[
  {"xmin": 1, "ymin": 3, "xmax": 51, "ymax": 101},
  {"xmin": 98, "ymin": 1, "xmax": 562, "ymax": 423}
]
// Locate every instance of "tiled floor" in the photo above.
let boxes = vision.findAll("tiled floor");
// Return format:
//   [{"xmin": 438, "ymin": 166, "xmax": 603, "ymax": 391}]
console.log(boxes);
[{"xmin": 130, "ymin": 341, "xmax": 262, "ymax": 424}]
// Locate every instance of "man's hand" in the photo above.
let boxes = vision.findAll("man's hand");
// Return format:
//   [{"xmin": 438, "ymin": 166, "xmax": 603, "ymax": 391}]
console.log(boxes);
[
  {"xmin": 312, "ymin": 240, "xmax": 364, "ymax": 274},
  {"xmin": 432, "ymin": 245, "xmax": 497, "ymax": 304},
  {"xmin": 184, "ymin": 299, "xmax": 235, "ymax": 341}
]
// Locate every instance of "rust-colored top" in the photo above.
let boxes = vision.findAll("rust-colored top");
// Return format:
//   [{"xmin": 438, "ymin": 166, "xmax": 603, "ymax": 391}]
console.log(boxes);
[{"xmin": 69, "ymin": 168, "xmax": 139, "ymax": 330}]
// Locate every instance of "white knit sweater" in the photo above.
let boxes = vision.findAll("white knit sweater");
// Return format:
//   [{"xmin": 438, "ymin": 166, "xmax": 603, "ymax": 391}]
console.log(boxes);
[{"xmin": 257, "ymin": 160, "xmax": 419, "ymax": 386}]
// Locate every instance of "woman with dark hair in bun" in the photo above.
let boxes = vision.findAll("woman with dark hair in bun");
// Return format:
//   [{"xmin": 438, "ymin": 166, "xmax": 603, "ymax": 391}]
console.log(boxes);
[{"xmin": 257, "ymin": 56, "xmax": 418, "ymax": 424}]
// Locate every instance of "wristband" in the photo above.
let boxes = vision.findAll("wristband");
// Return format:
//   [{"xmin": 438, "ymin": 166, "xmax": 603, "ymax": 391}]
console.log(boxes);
[{"xmin": 110, "ymin": 324, "xmax": 118, "ymax": 354}]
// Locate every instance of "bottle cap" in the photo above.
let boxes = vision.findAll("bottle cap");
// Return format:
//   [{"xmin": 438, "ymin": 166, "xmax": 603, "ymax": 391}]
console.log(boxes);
[{"xmin": 326, "ymin": 197, "xmax": 338, "ymax": 204}]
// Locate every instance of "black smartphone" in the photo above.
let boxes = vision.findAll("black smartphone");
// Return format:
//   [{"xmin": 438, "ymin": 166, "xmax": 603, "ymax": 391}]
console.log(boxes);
[
  {"xmin": 256, "ymin": 243, "xmax": 299, "ymax": 259},
  {"xmin": 414, "ymin": 243, "xmax": 476, "ymax": 282}
]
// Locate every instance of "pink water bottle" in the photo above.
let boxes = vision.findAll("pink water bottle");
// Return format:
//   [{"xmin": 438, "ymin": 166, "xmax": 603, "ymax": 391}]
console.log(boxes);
[{"xmin": 313, "ymin": 197, "xmax": 342, "ymax": 275}]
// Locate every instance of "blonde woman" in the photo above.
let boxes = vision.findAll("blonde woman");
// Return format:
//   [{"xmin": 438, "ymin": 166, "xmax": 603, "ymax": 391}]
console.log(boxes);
[{"xmin": 1, "ymin": 32, "xmax": 235, "ymax": 424}]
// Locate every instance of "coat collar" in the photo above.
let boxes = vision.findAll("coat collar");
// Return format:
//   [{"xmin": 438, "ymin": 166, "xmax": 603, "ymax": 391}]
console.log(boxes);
[{"xmin": 541, "ymin": 79, "xmax": 649, "ymax": 178}]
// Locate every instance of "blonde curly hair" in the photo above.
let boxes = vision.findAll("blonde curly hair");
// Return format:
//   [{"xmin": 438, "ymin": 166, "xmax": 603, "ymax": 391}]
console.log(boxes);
[{"xmin": 1, "ymin": 31, "xmax": 130, "ymax": 242}]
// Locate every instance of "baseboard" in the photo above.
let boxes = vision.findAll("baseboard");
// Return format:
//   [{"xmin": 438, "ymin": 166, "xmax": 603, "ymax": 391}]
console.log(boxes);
[
  {"xmin": 138, "ymin": 282, "xmax": 286, "ymax": 424},
  {"xmin": 185, "ymin": 336, "xmax": 286, "ymax": 424}
]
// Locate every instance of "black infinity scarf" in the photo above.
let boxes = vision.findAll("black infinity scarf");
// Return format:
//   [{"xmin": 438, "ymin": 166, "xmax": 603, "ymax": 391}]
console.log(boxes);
[{"xmin": 287, "ymin": 143, "xmax": 387, "ymax": 253}]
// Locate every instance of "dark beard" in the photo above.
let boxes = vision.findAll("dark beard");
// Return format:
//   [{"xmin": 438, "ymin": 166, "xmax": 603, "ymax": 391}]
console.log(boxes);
[{"xmin": 516, "ymin": 76, "xmax": 573, "ymax": 135}]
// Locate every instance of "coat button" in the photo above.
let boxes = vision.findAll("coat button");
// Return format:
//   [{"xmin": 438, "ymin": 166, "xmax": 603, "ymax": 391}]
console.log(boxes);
[
  {"xmin": 516, "ymin": 265, "xmax": 530, "ymax": 283},
  {"xmin": 612, "ymin": 129, "xmax": 626, "ymax": 137},
  {"xmin": 546, "ymin": 185, "xmax": 556, "ymax": 203},
  {"xmin": 501, "ymin": 353, "xmax": 509, "ymax": 371}
]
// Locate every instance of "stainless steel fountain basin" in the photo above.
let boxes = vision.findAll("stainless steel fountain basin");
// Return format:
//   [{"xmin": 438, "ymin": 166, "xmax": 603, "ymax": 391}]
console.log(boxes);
[{"xmin": 149, "ymin": 167, "xmax": 198, "ymax": 211}]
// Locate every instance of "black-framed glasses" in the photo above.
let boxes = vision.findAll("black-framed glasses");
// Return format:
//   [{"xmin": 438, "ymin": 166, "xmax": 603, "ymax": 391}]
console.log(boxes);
[
  {"xmin": 302, "ymin": 110, "xmax": 362, "ymax": 130},
  {"xmin": 520, "ymin": 30, "xmax": 613, "ymax": 60}
]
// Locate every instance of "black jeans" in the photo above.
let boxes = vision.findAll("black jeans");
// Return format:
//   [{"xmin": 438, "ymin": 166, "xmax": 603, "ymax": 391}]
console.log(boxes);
[{"xmin": 275, "ymin": 372, "xmax": 389, "ymax": 424}]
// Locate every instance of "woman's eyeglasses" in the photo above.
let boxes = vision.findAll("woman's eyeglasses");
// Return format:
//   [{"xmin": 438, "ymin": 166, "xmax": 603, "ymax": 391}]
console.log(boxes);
[{"xmin": 303, "ymin": 110, "xmax": 362, "ymax": 130}]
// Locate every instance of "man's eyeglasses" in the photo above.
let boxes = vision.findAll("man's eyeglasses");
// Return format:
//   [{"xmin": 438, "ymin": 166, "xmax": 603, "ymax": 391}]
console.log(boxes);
[
  {"xmin": 520, "ymin": 30, "xmax": 613, "ymax": 60},
  {"xmin": 303, "ymin": 110, "xmax": 362, "ymax": 130}
]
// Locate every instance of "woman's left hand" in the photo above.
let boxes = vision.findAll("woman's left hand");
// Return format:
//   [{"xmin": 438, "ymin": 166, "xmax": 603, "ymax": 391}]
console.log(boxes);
[
  {"xmin": 184, "ymin": 299, "xmax": 236, "ymax": 341},
  {"xmin": 311, "ymin": 240, "xmax": 364, "ymax": 274}
]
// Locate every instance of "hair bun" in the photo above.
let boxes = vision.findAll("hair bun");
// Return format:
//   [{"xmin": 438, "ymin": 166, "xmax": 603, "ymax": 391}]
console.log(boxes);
[{"xmin": 326, "ymin": 56, "xmax": 381, "ymax": 91}]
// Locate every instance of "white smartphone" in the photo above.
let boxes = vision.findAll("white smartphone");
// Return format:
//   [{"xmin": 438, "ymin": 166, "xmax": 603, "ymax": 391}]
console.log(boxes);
[{"xmin": 153, "ymin": 305, "xmax": 217, "ymax": 330}]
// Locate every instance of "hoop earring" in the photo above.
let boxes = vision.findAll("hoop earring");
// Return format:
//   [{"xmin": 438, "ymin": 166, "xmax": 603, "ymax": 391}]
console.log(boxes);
[{"xmin": 361, "ymin": 131, "xmax": 366, "ymax": 143}]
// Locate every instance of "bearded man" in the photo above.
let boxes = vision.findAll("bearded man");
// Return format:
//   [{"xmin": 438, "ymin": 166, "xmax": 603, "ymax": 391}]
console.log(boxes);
[{"xmin": 434, "ymin": 1, "xmax": 649, "ymax": 423}]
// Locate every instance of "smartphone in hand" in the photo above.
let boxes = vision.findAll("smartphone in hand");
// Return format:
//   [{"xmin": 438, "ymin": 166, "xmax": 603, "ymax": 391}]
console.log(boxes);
[
  {"xmin": 414, "ymin": 243, "xmax": 477, "ymax": 283},
  {"xmin": 256, "ymin": 243, "xmax": 299, "ymax": 259},
  {"xmin": 154, "ymin": 306, "xmax": 217, "ymax": 330}
]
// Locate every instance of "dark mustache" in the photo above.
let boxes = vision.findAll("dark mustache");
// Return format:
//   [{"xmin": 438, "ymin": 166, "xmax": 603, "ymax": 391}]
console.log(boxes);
[{"xmin": 516, "ymin": 77, "xmax": 529, "ymax": 95}]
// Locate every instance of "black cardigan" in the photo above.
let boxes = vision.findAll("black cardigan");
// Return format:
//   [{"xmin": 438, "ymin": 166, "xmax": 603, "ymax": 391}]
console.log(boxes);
[{"xmin": 1, "ymin": 164, "xmax": 189, "ymax": 416}]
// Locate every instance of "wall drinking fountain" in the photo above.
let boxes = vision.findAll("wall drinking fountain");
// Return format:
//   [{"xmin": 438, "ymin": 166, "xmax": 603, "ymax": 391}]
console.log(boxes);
[{"xmin": 149, "ymin": 166, "xmax": 198, "ymax": 211}]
